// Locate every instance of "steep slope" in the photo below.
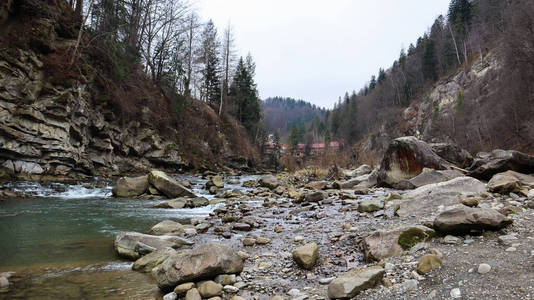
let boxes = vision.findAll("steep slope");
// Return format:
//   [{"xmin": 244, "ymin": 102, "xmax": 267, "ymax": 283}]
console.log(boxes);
[{"xmin": 0, "ymin": 0, "xmax": 258, "ymax": 181}]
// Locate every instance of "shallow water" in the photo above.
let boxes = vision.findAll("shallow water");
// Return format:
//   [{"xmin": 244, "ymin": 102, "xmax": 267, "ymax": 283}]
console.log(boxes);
[{"xmin": 0, "ymin": 174, "xmax": 258, "ymax": 299}]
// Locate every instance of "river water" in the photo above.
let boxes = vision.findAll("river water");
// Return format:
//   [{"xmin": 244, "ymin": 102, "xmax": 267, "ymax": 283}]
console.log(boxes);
[{"xmin": 0, "ymin": 175, "xmax": 257, "ymax": 299}]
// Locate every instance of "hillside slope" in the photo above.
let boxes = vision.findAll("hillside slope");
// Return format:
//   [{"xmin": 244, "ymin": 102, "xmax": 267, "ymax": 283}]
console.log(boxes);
[{"xmin": 0, "ymin": 0, "xmax": 258, "ymax": 181}]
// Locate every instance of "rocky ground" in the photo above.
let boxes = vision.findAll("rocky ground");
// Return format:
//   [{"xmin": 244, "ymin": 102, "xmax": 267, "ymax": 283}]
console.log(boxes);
[{"xmin": 106, "ymin": 161, "xmax": 534, "ymax": 300}]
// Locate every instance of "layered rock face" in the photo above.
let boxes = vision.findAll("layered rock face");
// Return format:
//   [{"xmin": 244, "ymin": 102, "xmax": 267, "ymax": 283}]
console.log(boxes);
[{"xmin": 0, "ymin": 48, "xmax": 186, "ymax": 181}]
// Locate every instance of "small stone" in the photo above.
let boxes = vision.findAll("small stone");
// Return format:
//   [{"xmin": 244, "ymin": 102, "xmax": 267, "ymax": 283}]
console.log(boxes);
[
  {"xmin": 163, "ymin": 292, "xmax": 177, "ymax": 300},
  {"xmin": 185, "ymin": 288, "xmax": 201, "ymax": 300},
  {"xmin": 256, "ymin": 236, "xmax": 271, "ymax": 244},
  {"xmin": 292, "ymin": 243, "xmax": 319, "ymax": 270},
  {"xmin": 215, "ymin": 274, "xmax": 236, "ymax": 285},
  {"xmin": 461, "ymin": 197, "xmax": 480, "ymax": 207},
  {"xmin": 384, "ymin": 263, "xmax": 395, "ymax": 272},
  {"xmin": 498, "ymin": 234, "xmax": 518, "ymax": 246},
  {"xmin": 505, "ymin": 247, "xmax": 517, "ymax": 252},
  {"xmin": 477, "ymin": 263, "xmax": 491, "ymax": 274},
  {"xmin": 243, "ymin": 237, "xmax": 256, "ymax": 246},
  {"xmin": 175, "ymin": 282, "xmax": 195, "ymax": 295},
  {"xmin": 270, "ymin": 296, "xmax": 285, "ymax": 300},
  {"xmin": 464, "ymin": 239, "xmax": 475, "ymax": 244},
  {"xmin": 237, "ymin": 251, "xmax": 250, "ymax": 260},
  {"xmin": 416, "ymin": 254, "xmax": 443, "ymax": 274},
  {"xmin": 0, "ymin": 277, "xmax": 8, "ymax": 289},
  {"xmin": 443, "ymin": 235, "xmax": 461, "ymax": 244},
  {"xmin": 234, "ymin": 282, "xmax": 247, "ymax": 289},
  {"xmin": 294, "ymin": 236, "xmax": 305, "ymax": 243},
  {"xmin": 450, "ymin": 288, "xmax": 461, "ymax": 298},
  {"xmin": 403, "ymin": 279, "xmax": 418, "ymax": 291},
  {"xmin": 223, "ymin": 285, "xmax": 239, "ymax": 293},
  {"xmin": 287, "ymin": 289, "xmax": 301, "ymax": 297},
  {"xmin": 319, "ymin": 277, "xmax": 335, "ymax": 285},
  {"xmin": 197, "ymin": 281, "xmax": 222, "ymax": 298}
]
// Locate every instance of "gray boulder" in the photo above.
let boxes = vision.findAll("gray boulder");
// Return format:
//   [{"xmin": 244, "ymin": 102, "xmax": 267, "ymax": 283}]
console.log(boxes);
[
  {"xmin": 149, "ymin": 170, "xmax": 196, "ymax": 198},
  {"xmin": 363, "ymin": 226, "xmax": 435, "ymax": 261},
  {"xmin": 377, "ymin": 136, "xmax": 453, "ymax": 189},
  {"xmin": 292, "ymin": 243, "xmax": 319, "ymax": 270},
  {"xmin": 434, "ymin": 206, "xmax": 512, "ymax": 234},
  {"xmin": 431, "ymin": 143, "xmax": 473, "ymax": 169},
  {"xmin": 395, "ymin": 177, "xmax": 486, "ymax": 217},
  {"xmin": 258, "ymin": 175, "xmax": 280, "ymax": 189},
  {"xmin": 149, "ymin": 220, "xmax": 185, "ymax": 236},
  {"xmin": 327, "ymin": 266, "xmax": 385, "ymax": 299},
  {"xmin": 342, "ymin": 164, "xmax": 372, "ymax": 178},
  {"xmin": 112, "ymin": 175, "xmax": 149, "ymax": 197},
  {"xmin": 114, "ymin": 231, "xmax": 194, "ymax": 260},
  {"xmin": 133, "ymin": 247, "xmax": 176, "ymax": 272},
  {"xmin": 487, "ymin": 170, "xmax": 534, "ymax": 194},
  {"xmin": 408, "ymin": 169, "xmax": 464, "ymax": 189},
  {"xmin": 468, "ymin": 150, "xmax": 534, "ymax": 181},
  {"xmin": 153, "ymin": 243, "xmax": 244, "ymax": 290}
]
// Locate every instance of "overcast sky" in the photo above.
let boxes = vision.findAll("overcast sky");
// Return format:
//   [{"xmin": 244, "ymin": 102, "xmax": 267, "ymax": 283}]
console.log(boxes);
[{"xmin": 195, "ymin": 0, "xmax": 450, "ymax": 108}]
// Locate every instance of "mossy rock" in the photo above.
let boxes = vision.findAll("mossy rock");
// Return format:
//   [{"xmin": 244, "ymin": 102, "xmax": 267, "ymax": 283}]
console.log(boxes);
[{"xmin": 398, "ymin": 227, "xmax": 436, "ymax": 250}]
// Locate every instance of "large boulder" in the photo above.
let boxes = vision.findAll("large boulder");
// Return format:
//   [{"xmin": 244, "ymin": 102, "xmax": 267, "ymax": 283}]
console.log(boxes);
[
  {"xmin": 327, "ymin": 266, "xmax": 385, "ymax": 299},
  {"xmin": 114, "ymin": 232, "xmax": 194, "ymax": 260},
  {"xmin": 258, "ymin": 175, "xmax": 280, "ymax": 189},
  {"xmin": 433, "ymin": 207, "xmax": 512, "ymax": 234},
  {"xmin": 149, "ymin": 220, "xmax": 185, "ymax": 236},
  {"xmin": 430, "ymin": 143, "xmax": 473, "ymax": 169},
  {"xmin": 292, "ymin": 243, "xmax": 319, "ymax": 270},
  {"xmin": 407, "ymin": 169, "xmax": 464, "ymax": 188},
  {"xmin": 467, "ymin": 150, "xmax": 534, "ymax": 181},
  {"xmin": 395, "ymin": 177, "xmax": 486, "ymax": 217},
  {"xmin": 153, "ymin": 243, "xmax": 244, "ymax": 291},
  {"xmin": 487, "ymin": 170, "xmax": 534, "ymax": 194},
  {"xmin": 149, "ymin": 170, "xmax": 196, "ymax": 198},
  {"xmin": 377, "ymin": 137, "xmax": 453, "ymax": 188},
  {"xmin": 112, "ymin": 175, "xmax": 149, "ymax": 197},
  {"xmin": 133, "ymin": 247, "xmax": 177, "ymax": 272},
  {"xmin": 362, "ymin": 226, "xmax": 435, "ymax": 261}
]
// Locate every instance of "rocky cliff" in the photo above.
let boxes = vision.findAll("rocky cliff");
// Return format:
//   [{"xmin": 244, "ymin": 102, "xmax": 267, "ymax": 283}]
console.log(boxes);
[{"xmin": 0, "ymin": 0, "xmax": 257, "ymax": 181}]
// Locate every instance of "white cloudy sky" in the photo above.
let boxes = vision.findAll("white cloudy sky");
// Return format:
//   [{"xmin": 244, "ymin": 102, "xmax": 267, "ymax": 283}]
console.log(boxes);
[{"xmin": 195, "ymin": 0, "xmax": 450, "ymax": 108}]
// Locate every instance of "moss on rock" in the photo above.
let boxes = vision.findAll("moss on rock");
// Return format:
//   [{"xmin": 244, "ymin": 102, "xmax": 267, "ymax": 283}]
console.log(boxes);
[{"xmin": 398, "ymin": 227, "xmax": 436, "ymax": 250}]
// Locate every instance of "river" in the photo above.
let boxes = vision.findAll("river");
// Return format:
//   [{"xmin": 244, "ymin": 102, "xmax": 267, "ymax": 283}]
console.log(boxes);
[{"xmin": 0, "ymin": 175, "xmax": 258, "ymax": 299}]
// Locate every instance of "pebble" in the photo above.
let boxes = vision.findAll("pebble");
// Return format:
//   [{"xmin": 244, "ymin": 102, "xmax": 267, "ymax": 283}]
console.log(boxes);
[
  {"xmin": 450, "ymin": 288, "xmax": 461, "ymax": 298},
  {"xmin": 477, "ymin": 263, "xmax": 491, "ymax": 274},
  {"xmin": 443, "ymin": 235, "xmax": 461, "ymax": 244},
  {"xmin": 0, "ymin": 277, "xmax": 8, "ymax": 289},
  {"xmin": 464, "ymin": 239, "xmax": 475, "ymax": 244},
  {"xmin": 403, "ymin": 279, "xmax": 418, "ymax": 291},
  {"xmin": 287, "ymin": 289, "xmax": 301, "ymax": 297},
  {"xmin": 294, "ymin": 236, "xmax": 305, "ymax": 243},
  {"xmin": 505, "ymin": 247, "xmax": 517, "ymax": 252},
  {"xmin": 384, "ymin": 263, "xmax": 395, "ymax": 272},
  {"xmin": 319, "ymin": 277, "xmax": 335, "ymax": 285},
  {"xmin": 163, "ymin": 292, "xmax": 177, "ymax": 300},
  {"xmin": 223, "ymin": 285, "xmax": 239, "ymax": 293}
]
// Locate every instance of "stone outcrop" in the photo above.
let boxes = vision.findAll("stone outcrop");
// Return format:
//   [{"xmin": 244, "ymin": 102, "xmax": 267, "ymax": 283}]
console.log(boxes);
[
  {"xmin": 153, "ymin": 243, "xmax": 244, "ymax": 291},
  {"xmin": 468, "ymin": 150, "xmax": 534, "ymax": 181},
  {"xmin": 377, "ymin": 136, "xmax": 453, "ymax": 189}
]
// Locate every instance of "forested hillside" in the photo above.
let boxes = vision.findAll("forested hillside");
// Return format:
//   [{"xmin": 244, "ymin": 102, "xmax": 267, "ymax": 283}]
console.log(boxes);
[
  {"xmin": 262, "ymin": 97, "xmax": 326, "ymax": 143},
  {"xmin": 320, "ymin": 0, "xmax": 534, "ymax": 162}
]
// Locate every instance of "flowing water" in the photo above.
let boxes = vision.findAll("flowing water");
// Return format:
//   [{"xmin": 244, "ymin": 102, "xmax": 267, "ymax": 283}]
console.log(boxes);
[{"xmin": 0, "ymin": 175, "xmax": 258, "ymax": 299}]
